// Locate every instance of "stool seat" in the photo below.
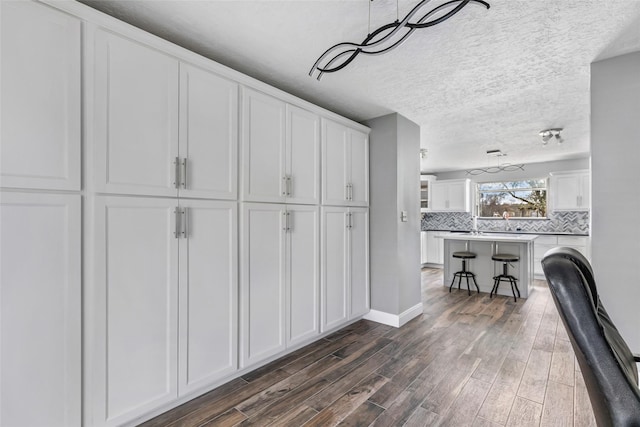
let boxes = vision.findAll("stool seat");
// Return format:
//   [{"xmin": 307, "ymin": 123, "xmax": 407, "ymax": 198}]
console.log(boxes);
[
  {"xmin": 492, "ymin": 254, "xmax": 519, "ymax": 262},
  {"xmin": 453, "ymin": 251, "xmax": 476, "ymax": 259},
  {"xmin": 449, "ymin": 251, "xmax": 479, "ymax": 296},
  {"xmin": 491, "ymin": 253, "xmax": 520, "ymax": 302}
]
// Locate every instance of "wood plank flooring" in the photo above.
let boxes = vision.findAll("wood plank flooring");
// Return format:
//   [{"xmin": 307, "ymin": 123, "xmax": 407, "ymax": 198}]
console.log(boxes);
[{"xmin": 140, "ymin": 268, "xmax": 596, "ymax": 427}]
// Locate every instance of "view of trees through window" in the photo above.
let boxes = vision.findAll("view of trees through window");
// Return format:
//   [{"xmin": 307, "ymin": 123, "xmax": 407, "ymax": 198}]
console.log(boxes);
[{"xmin": 477, "ymin": 179, "xmax": 547, "ymax": 218}]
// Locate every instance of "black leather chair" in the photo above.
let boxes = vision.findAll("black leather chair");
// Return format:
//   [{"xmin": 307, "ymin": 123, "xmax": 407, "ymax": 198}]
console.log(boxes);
[{"xmin": 541, "ymin": 247, "xmax": 640, "ymax": 427}]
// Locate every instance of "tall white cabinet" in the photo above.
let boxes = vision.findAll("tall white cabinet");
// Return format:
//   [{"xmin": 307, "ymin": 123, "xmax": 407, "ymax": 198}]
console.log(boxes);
[
  {"xmin": 1, "ymin": 1, "xmax": 369, "ymax": 426},
  {"xmin": 240, "ymin": 203, "xmax": 319, "ymax": 368},
  {"xmin": 321, "ymin": 207, "xmax": 370, "ymax": 332},
  {"xmin": 1, "ymin": 2, "xmax": 82, "ymax": 426}
]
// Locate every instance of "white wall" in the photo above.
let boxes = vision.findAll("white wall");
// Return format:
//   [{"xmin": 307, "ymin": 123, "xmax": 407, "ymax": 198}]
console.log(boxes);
[
  {"xmin": 591, "ymin": 51, "xmax": 640, "ymax": 351},
  {"xmin": 432, "ymin": 158, "xmax": 589, "ymax": 181},
  {"xmin": 365, "ymin": 113, "xmax": 422, "ymax": 323}
]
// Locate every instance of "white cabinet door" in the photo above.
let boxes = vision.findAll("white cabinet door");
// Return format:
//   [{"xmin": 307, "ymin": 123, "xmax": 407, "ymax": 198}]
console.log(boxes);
[
  {"xmin": 349, "ymin": 130, "xmax": 369, "ymax": 206},
  {"xmin": 421, "ymin": 232, "xmax": 428, "ymax": 264},
  {"xmin": 551, "ymin": 171, "xmax": 590, "ymax": 211},
  {"xmin": 91, "ymin": 196, "xmax": 178, "ymax": 426},
  {"xmin": 179, "ymin": 64, "xmax": 238, "ymax": 200},
  {"xmin": 426, "ymin": 231, "xmax": 444, "ymax": 264},
  {"xmin": 240, "ymin": 203, "xmax": 286, "ymax": 367},
  {"xmin": 447, "ymin": 180, "xmax": 469, "ymax": 212},
  {"xmin": 349, "ymin": 208, "xmax": 370, "ymax": 319},
  {"xmin": 94, "ymin": 30, "xmax": 179, "ymax": 197},
  {"xmin": 178, "ymin": 200, "xmax": 237, "ymax": 396},
  {"xmin": 430, "ymin": 182, "xmax": 448, "ymax": 211},
  {"xmin": 287, "ymin": 105, "xmax": 320, "ymax": 204},
  {"xmin": 1, "ymin": 192, "xmax": 81, "ymax": 427},
  {"xmin": 241, "ymin": 89, "xmax": 286, "ymax": 203},
  {"xmin": 321, "ymin": 207, "xmax": 349, "ymax": 331},
  {"xmin": 1, "ymin": 1, "xmax": 80, "ymax": 191},
  {"xmin": 322, "ymin": 120, "xmax": 349, "ymax": 206},
  {"xmin": 321, "ymin": 119, "xmax": 370, "ymax": 207},
  {"xmin": 287, "ymin": 205, "xmax": 320, "ymax": 347}
]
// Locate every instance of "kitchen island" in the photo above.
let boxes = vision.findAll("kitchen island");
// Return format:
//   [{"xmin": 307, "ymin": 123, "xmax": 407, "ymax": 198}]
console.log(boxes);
[{"xmin": 442, "ymin": 233, "xmax": 538, "ymax": 298}]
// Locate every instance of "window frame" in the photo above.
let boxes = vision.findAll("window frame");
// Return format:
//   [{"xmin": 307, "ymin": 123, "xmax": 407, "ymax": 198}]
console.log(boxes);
[{"xmin": 475, "ymin": 177, "xmax": 549, "ymax": 219}]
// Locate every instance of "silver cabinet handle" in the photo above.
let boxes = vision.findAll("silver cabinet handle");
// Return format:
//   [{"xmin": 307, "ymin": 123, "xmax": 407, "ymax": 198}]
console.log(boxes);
[
  {"xmin": 345, "ymin": 184, "xmax": 350, "ymax": 201},
  {"xmin": 286, "ymin": 176, "xmax": 292, "ymax": 197},
  {"xmin": 181, "ymin": 207, "xmax": 187, "ymax": 238},
  {"xmin": 346, "ymin": 212, "xmax": 352, "ymax": 229},
  {"xmin": 283, "ymin": 211, "xmax": 288, "ymax": 231},
  {"xmin": 174, "ymin": 207, "xmax": 181, "ymax": 238},
  {"xmin": 286, "ymin": 211, "xmax": 291, "ymax": 232},
  {"xmin": 173, "ymin": 157, "xmax": 180, "ymax": 189},
  {"xmin": 180, "ymin": 158, "xmax": 187, "ymax": 189},
  {"xmin": 282, "ymin": 176, "xmax": 288, "ymax": 196}
]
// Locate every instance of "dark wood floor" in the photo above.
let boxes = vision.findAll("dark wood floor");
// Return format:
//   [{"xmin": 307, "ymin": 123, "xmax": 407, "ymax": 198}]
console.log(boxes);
[{"xmin": 140, "ymin": 268, "xmax": 596, "ymax": 427}]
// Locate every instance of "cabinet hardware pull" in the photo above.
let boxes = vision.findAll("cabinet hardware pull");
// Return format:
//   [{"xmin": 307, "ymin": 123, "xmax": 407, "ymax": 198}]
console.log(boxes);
[
  {"xmin": 283, "ymin": 211, "xmax": 288, "ymax": 231},
  {"xmin": 287, "ymin": 176, "xmax": 292, "ymax": 196},
  {"xmin": 349, "ymin": 183, "xmax": 353, "ymax": 201},
  {"xmin": 174, "ymin": 207, "xmax": 181, "ymax": 238},
  {"xmin": 287, "ymin": 211, "xmax": 291, "ymax": 232},
  {"xmin": 173, "ymin": 157, "xmax": 181, "ymax": 189},
  {"xmin": 282, "ymin": 176, "xmax": 288, "ymax": 196},
  {"xmin": 180, "ymin": 158, "xmax": 187, "ymax": 189},
  {"xmin": 181, "ymin": 207, "xmax": 187, "ymax": 238}
]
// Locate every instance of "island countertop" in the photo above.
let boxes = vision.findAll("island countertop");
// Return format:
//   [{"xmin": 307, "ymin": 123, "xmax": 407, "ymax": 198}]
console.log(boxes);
[{"xmin": 439, "ymin": 232, "xmax": 538, "ymax": 243}]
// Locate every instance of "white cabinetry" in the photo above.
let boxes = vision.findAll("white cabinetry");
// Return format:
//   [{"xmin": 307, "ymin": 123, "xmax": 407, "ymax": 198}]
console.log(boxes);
[
  {"xmin": 430, "ymin": 179, "xmax": 470, "ymax": 212},
  {"xmin": 321, "ymin": 207, "xmax": 369, "ymax": 332},
  {"xmin": 240, "ymin": 203, "xmax": 319, "ymax": 367},
  {"xmin": 426, "ymin": 231, "xmax": 445, "ymax": 264},
  {"xmin": 421, "ymin": 231, "xmax": 428, "ymax": 264},
  {"xmin": 90, "ymin": 196, "xmax": 237, "ymax": 426},
  {"xmin": 241, "ymin": 89, "xmax": 319, "ymax": 204},
  {"xmin": 1, "ymin": 1, "xmax": 81, "ymax": 191},
  {"xmin": 550, "ymin": 170, "xmax": 590, "ymax": 211},
  {"xmin": 93, "ymin": 29, "xmax": 238, "ymax": 199},
  {"xmin": 533, "ymin": 235, "xmax": 590, "ymax": 277},
  {"xmin": 322, "ymin": 119, "xmax": 369, "ymax": 206},
  {"xmin": 1, "ymin": 192, "xmax": 81, "ymax": 427}
]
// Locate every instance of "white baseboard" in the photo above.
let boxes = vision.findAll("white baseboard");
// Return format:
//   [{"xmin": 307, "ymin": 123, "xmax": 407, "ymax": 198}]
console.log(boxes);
[{"xmin": 364, "ymin": 302, "xmax": 423, "ymax": 328}]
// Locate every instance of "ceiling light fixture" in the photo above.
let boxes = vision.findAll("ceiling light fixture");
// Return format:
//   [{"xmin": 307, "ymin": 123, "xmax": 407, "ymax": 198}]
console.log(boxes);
[
  {"xmin": 309, "ymin": 0, "xmax": 490, "ymax": 80},
  {"xmin": 539, "ymin": 128, "xmax": 564, "ymax": 144},
  {"xmin": 466, "ymin": 150, "xmax": 525, "ymax": 175}
]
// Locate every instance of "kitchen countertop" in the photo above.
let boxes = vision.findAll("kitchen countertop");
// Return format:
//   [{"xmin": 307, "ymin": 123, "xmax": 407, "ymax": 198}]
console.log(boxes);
[
  {"xmin": 423, "ymin": 229, "xmax": 589, "ymax": 237},
  {"xmin": 439, "ymin": 232, "xmax": 538, "ymax": 243}
]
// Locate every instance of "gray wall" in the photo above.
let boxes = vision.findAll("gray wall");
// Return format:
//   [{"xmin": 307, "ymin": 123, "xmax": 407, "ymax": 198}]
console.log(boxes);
[
  {"xmin": 591, "ymin": 51, "xmax": 640, "ymax": 351},
  {"xmin": 366, "ymin": 113, "xmax": 422, "ymax": 317},
  {"xmin": 432, "ymin": 158, "xmax": 589, "ymax": 181}
]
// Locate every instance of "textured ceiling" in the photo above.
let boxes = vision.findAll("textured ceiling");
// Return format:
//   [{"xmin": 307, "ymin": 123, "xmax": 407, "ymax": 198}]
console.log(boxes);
[{"xmin": 78, "ymin": 0, "xmax": 640, "ymax": 173}]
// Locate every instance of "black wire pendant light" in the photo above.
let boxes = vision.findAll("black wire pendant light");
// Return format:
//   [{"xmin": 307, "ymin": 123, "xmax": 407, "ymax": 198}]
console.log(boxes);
[{"xmin": 309, "ymin": 0, "xmax": 490, "ymax": 80}]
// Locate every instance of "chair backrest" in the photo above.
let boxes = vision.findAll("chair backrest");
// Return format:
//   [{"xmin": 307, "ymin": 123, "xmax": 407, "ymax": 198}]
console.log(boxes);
[{"xmin": 541, "ymin": 247, "xmax": 640, "ymax": 427}]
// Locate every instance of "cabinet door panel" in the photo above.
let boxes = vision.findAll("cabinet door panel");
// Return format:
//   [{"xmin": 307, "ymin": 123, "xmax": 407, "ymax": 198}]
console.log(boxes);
[
  {"xmin": 1, "ymin": 192, "xmax": 81, "ymax": 427},
  {"xmin": 349, "ymin": 209, "xmax": 370, "ymax": 318},
  {"xmin": 287, "ymin": 105, "xmax": 320, "ymax": 204},
  {"xmin": 94, "ymin": 30, "xmax": 179, "ymax": 197},
  {"xmin": 241, "ymin": 204, "xmax": 286, "ymax": 367},
  {"xmin": 241, "ymin": 89, "xmax": 286, "ymax": 202},
  {"xmin": 1, "ymin": 2, "xmax": 80, "ymax": 191},
  {"xmin": 179, "ymin": 64, "xmax": 238, "ymax": 200},
  {"xmin": 92, "ymin": 197, "xmax": 178, "ymax": 425},
  {"xmin": 322, "ymin": 120, "xmax": 349, "ymax": 206},
  {"xmin": 179, "ymin": 200, "xmax": 237, "ymax": 396},
  {"xmin": 430, "ymin": 182, "xmax": 448, "ymax": 211},
  {"xmin": 447, "ymin": 181, "xmax": 468, "ymax": 211},
  {"xmin": 349, "ymin": 130, "xmax": 369, "ymax": 206},
  {"xmin": 287, "ymin": 206, "xmax": 320, "ymax": 346},
  {"xmin": 321, "ymin": 207, "xmax": 349, "ymax": 331}
]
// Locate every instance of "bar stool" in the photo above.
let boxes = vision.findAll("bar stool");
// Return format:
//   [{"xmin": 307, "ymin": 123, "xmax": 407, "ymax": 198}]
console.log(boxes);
[
  {"xmin": 491, "ymin": 254, "xmax": 520, "ymax": 302},
  {"xmin": 449, "ymin": 251, "xmax": 480, "ymax": 296}
]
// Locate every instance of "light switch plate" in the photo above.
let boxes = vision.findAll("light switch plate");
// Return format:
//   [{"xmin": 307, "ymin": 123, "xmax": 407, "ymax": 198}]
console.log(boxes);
[{"xmin": 400, "ymin": 211, "xmax": 408, "ymax": 222}]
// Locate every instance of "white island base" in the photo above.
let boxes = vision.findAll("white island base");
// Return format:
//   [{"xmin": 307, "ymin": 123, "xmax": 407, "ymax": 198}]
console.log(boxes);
[{"xmin": 442, "ymin": 234, "xmax": 537, "ymax": 299}]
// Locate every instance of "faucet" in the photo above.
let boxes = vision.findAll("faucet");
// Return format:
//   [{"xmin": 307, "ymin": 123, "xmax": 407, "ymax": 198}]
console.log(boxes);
[{"xmin": 502, "ymin": 211, "xmax": 511, "ymax": 231}]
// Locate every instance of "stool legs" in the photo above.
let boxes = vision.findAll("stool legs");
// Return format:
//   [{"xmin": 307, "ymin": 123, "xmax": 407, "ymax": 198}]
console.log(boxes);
[
  {"xmin": 449, "ymin": 259, "xmax": 480, "ymax": 296},
  {"xmin": 490, "ymin": 261, "xmax": 520, "ymax": 302}
]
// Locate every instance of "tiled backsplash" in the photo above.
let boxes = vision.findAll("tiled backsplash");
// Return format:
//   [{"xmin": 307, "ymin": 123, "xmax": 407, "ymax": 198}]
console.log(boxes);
[{"xmin": 421, "ymin": 211, "xmax": 589, "ymax": 234}]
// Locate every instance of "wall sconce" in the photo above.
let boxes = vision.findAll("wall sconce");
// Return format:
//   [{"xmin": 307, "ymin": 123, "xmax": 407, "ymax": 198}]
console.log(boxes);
[{"xmin": 539, "ymin": 128, "xmax": 563, "ymax": 144}]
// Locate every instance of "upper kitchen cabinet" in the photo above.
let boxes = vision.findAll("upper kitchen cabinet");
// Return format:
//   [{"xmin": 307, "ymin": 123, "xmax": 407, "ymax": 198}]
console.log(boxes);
[
  {"xmin": 550, "ymin": 170, "xmax": 590, "ymax": 211},
  {"xmin": 241, "ymin": 89, "xmax": 319, "ymax": 204},
  {"xmin": 1, "ymin": 1, "xmax": 81, "ymax": 191},
  {"xmin": 322, "ymin": 119, "xmax": 369, "ymax": 207},
  {"xmin": 430, "ymin": 179, "xmax": 471, "ymax": 212},
  {"xmin": 92, "ymin": 29, "xmax": 238, "ymax": 199}
]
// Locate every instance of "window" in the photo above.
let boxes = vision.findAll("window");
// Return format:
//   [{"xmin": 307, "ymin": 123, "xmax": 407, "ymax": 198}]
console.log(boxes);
[{"xmin": 477, "ymin": 179, "xmax": 547, "ymax": 218}]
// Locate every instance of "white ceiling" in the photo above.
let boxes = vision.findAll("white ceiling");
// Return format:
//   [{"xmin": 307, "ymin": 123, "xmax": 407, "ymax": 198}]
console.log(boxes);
[{"xmin": 78, "ymin": 0, "xmax": 640, "ymax": 173}]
